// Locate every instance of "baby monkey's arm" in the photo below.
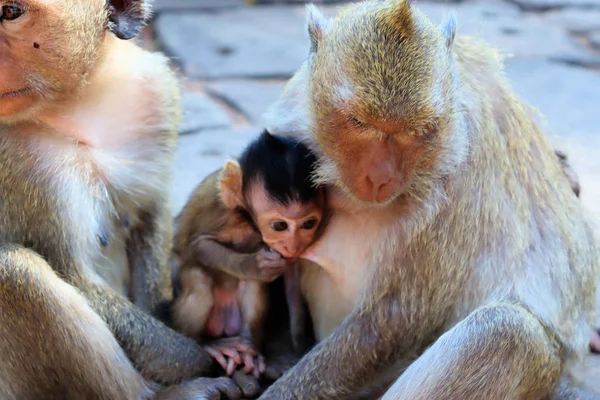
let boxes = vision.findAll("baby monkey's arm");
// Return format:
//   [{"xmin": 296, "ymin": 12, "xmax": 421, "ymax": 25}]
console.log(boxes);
[{"xmin": 190, "ymin": 235, "xmax": 291, "ymax": 282}]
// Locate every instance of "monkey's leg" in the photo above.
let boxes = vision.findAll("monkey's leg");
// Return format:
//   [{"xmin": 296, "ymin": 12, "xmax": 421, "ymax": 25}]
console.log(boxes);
[
  {"xmin": 0, "ymin": 244, "xmax": 152, "ymax": 400},
  {"xmin": 380, "ymin": 303, "xmax": 562, "ymax": 400},
  {"xmin": 241, "ymin": 281, "xmax": 269, "ymax": 346},
  {"xmin": 172, "ymin": 267, "xmax": 214, "ymax": 338},
  {"xmin": 128, "ymin": 204, "xmax": 174, "ymax": 317}
]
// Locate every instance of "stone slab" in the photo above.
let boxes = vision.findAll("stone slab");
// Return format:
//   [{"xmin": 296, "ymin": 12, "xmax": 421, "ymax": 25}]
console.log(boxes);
[
  {"xmin": 541, "ymin": 8, "xmax": 600, "ymax": 33},
  {"xmin": 179, "ymin": 91, "xmax": 233, "ymax": 135},
  {"xmin": 155, "ymin": 6, "xmax": 311, "ymax": 79},
  {"xmin": 206, "ymin": 80, "xmax": 287, "ymax": 124},
  {"xmin": 171, "ymin": 127, "xmax": 259, "ymax": 213},
  {"xmin": 416, "ymin": 1, "xmax": 592, "ymax": 61},
  {"xmin": 508, "ymin": 0, "xmax": 600, "ymax": 11},
  {"xmin": 590, "ymin": 31, "xmax": 600, "ymax": 49},
  {"xmin": 154, "ymin": 0, "xmax": 244, "ymax": 12},
  {"xmin": 503, "ymin": 59, "xmax": 600, "ymax": 139}
]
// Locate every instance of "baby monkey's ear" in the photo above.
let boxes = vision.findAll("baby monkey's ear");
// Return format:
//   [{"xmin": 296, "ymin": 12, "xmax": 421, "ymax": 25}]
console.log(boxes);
[
  {"xmin": 107, "ymin": 0, "xmax": 152, "ymax": 40},
  {"xmin": 219, "ymin": 160, "xmax": 244, "ymax": 209}
]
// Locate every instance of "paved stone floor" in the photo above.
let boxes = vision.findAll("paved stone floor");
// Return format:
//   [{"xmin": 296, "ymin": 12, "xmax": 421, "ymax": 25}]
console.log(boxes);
[{"xmin": 143, "ymin": 0, "xmax": 600, "ymax": 392}]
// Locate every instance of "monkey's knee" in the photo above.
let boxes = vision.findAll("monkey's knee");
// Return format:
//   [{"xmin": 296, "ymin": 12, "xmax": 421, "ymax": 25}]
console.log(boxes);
[
  {"xmin": 382, "ymin": 303, "xmax": 562, "ymax": 400},
  {"xmin": 0, "ymin": 244, "xmax": 152, "ymax": 399},
  {"xmin": 172, "ymin": 290, "xmax": 214, "ymax": 337}
]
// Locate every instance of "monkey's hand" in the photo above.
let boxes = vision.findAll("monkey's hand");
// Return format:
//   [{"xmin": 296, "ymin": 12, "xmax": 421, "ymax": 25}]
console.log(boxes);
[
  {"xmin": 205, "ymin": 337, "xmax": 266, "ymax": 378},
  {"xmin": 258, "ymin": 293, "xmax": 406, "ymax": 400},
  {"xmin": 253, "ymin": 248, "xmax": 293, "ymax": 283},
  {"xmin": 156, "ymin": 377, "xmax": 242, "ymax": 400}
]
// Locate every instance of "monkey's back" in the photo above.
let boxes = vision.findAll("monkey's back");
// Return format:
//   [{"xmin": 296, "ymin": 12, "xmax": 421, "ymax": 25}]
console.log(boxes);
[{"xmin": 436, "ymin": 36, "xmax": 598, "ymax": 361}]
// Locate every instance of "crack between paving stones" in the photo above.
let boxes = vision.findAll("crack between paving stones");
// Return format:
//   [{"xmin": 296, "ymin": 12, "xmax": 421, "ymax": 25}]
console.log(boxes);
[{"xmin": 204, "ymin": 89, "xmax": 253, "ymax": 124}]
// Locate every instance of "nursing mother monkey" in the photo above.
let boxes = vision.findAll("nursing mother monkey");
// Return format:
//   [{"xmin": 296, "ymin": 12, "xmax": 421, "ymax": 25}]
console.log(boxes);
[
  {"xmin": 0, "ymin": 0, "xmax": 243, "ymax": 398},
  {"xmin": 261, "ymin": 0, "xmax": 598, "ymax": 399}
]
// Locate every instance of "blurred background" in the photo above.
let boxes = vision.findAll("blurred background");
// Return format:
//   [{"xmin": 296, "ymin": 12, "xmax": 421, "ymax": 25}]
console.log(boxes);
[{"xmin": 138, "ymin": 0, "xmax": 599, "ymax": 387}]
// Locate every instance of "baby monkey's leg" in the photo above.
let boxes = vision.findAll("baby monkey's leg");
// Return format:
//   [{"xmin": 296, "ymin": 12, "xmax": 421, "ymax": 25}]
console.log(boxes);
[{"xmin": 172, "ymin": 266, "xmax": 214, "ymax": 338}]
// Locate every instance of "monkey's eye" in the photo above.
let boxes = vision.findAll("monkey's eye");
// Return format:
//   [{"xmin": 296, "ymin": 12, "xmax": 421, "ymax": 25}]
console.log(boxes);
[
  {"xmin": 301, "ymin": 218, "xmax": 318, "ymax": 230},
  {"xmin": 270, "ymin": 221, "xmax": 288, "ymax": 232},
  {"xmin": 1, "ymin": 6, "xmax": 24, "ymax": 21},
  {"xmin": 349, "ymin": 116, "xmax": 367, "ymax": 129}
]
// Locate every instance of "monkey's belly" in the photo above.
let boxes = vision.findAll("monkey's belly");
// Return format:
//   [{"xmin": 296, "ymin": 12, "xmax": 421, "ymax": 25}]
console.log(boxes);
[{"xmin": 206, "ymin": 286, "xmax": 243, "ymax": 337}]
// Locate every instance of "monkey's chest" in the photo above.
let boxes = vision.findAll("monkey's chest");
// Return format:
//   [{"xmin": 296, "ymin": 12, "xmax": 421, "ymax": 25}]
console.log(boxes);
[{"xmin": 63, "ymin": 138, "xmax": 171, "ymax": 294}]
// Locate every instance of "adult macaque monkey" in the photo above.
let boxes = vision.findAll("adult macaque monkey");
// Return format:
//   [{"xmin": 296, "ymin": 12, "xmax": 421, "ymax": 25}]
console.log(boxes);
[
  {"xmin": 0, "ymin": 0, "xmax": 242, "ymax": 398},
  {"xmin": 260, "ymin": 1, "xmax": 598, "ymax": 399}
]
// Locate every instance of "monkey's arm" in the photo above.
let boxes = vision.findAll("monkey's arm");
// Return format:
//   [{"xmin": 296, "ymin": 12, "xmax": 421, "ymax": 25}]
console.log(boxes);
[
  {"xmin": 190, "ymin": 235, "xmax": 278, "ymax": 282},
  {"xmin": 77, "ymin": 276, "xmax": 217, "ymax": 384},
  {"xmin": 259, "ymin": 284, "xmax": 413, "ymax": 399},
  {"xmin": 128, "ymin": 201, "xmax": 174, "ymax": 317}
]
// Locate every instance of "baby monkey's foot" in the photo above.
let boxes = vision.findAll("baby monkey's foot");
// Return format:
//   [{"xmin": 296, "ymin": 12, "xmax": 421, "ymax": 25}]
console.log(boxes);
[{"xmin": 205, "ymin": 336, "xmax": 266, "ymax": 378}]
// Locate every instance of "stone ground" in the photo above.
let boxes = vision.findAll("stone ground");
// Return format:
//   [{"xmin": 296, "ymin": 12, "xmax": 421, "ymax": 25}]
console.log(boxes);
[{"xmin": 140, "ymin": 0, "xmax": 600, "ymax": 393}]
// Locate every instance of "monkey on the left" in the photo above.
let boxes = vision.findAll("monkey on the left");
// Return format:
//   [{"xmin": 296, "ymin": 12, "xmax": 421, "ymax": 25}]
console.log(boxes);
[{"xmin": 0, "ymin": 1, "xmax": 243, "ymax": 399}]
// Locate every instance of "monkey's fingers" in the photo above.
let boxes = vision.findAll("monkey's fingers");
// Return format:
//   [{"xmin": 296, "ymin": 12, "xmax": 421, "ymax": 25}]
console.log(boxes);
[
  {"xmin": 232, "ymin": 370, "xmax": 261, "ymax": 398},
  {"xmin": 205, "ymin": 347, "xmax": 230, "ymax": 372},
  {"xmin": 263, "ymin": 365, "xmax": 284, "ymax": 381},
  {"xmin": 220, "ymin": 348, "xmax": 243, "ymax": 365},
  {"xmin": 258, "ymin": 260, "xmax": 287, "ymax": 271},
  {"xmin": 226, "ymin": 358, "xmax": 237, "ymax": 376},
  {"xmin": 257, "ymin": 354, "xmax": 266, "ymax": 375},
  {"xmin": 241, "ymin": 352, "xmax": 255, "ymax": 375},
  {"xmin": 227, "ymin": 340, "xmax": 259, "ymax": 357},
  {"xmin": 159, "ymin": 377, "xmax": 242, "ymax": 400}
]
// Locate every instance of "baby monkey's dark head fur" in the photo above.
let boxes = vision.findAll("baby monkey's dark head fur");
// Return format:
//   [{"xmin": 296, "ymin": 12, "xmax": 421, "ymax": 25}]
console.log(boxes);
[
  {"xmin": 220, "ymin": 130, "xmax": 326, "ymax": 259},
  {"xmin": 239, "ymin": 130, "xmax": 319, "ymax": 206}
]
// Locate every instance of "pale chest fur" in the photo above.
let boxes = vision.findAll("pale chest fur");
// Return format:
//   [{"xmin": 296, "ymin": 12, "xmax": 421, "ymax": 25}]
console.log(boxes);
[
  {"xmin": 301, "ymin": 209, "xmax": 389, "ymax": 340},
  {"xmin": 15, "ymin": 47, "xmax": 178, "ymax": 294}
]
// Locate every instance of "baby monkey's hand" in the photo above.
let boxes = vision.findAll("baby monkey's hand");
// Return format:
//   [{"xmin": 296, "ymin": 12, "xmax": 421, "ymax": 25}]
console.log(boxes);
[
  {"xmin": 254, "ymin": 247, "xmax": 293, "ymax": 282},
  {"xmin": 205, "ymin": 337, "xmax": 266, "ymax": 378}
]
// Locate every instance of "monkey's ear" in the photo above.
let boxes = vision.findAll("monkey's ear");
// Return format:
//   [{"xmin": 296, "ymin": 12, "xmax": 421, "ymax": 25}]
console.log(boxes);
[
  {"xmin": 306, "ymin": 4, "xmax": 329, "ymax": 53},
  {"xmin": 391, "ymin": 0, "xmax": 415, "ymax": 33},
  {"xmin": 219, "ymin": 160, "xmax": 244, "ymax": 209},
  {"xmin": 107, "ymin": 0, "xmax": 152, "ymax": 40},
  {"xmin": 440, "ymin": 12, "xmax": 457, "ymax": 48}
]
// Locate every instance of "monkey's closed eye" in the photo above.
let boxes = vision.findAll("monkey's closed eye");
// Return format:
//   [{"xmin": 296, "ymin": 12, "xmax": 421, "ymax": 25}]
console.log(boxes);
[
  {"xmin": 1, "ymin": 6, "xmax": 24, "ymax": 21},
  {"xmin": 270, "ymin": 221, "xmax": 288, "ymax": 232},
  {"xmin": 301, "ymin": 218, "xmax": 318, "ymax": 230},
  {"xmin": 349, "ymin": 116, "xmax": 368, "ymax": 129}
]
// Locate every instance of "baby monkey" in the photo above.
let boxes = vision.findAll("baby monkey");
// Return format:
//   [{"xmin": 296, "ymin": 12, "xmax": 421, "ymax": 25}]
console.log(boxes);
[{"xmin": 172, "ymin": 130, "xmax": 325, "ymax": 379}]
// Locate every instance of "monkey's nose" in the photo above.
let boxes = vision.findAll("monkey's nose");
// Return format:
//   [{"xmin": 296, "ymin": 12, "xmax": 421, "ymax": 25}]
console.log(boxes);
[
  {"xmin": 366, "ymin": 161, "xmax": 394, "ymax": 202},
  {"xmin": 283, "ymin": 245, "xmax": 300, "ymax": 258}
]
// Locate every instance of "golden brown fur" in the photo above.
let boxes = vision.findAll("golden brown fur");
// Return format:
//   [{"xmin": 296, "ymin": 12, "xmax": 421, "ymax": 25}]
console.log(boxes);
[
  {"xmin": 0, "ymin": 0, "xmax": 241, "ymax": 398},
  {"xmin": 260, "ymin": 1, "xmax": 598, "ymax": 398},
  {"xmin": 172, "ymin": 169, "xmax": 267, "ymax": 345}
]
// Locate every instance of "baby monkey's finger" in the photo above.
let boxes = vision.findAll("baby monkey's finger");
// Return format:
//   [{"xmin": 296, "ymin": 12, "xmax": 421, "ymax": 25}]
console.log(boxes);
[
  {"xmin": 226, "ymin": 358, "xmax": 237, "ymax": 376},
  {"xmin": 206, "ymin": 348, "xmax": 229, "ymax": 371},
  {"xmin": 221, "ymin": 348, "xmax": 243, "ymax": 365},
  {"xmin": 242, "ymin": 353, "xmax": 255, "ymax": 374},
  {"xmin": 257, "ymin": 354, "xmax": 266, "ymax": 375}
]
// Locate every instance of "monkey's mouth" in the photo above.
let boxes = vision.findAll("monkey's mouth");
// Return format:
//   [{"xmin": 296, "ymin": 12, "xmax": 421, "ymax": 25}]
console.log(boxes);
[{"xmin": 0, "ymin": 88, "xmax": 31, "ymax": 98}]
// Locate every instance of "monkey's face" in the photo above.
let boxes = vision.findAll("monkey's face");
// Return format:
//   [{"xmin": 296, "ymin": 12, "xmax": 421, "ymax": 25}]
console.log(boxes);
[
  {"xmin": 303, "ymin": 1, "xmax": 458, "ymax": 205},
  {"xmin": 248, "ymin": 184, "xmax": 325, "ymax": 259},
  {"xmin": 0, "ymin": 0, "xmax": 107, "ymax": 120}
]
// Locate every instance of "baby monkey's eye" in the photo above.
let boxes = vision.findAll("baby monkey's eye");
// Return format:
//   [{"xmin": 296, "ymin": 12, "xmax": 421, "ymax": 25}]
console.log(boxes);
[
  {"xmin": 270, "ymin": 221, "xmax": 288, "ymax": 232},
  {"xmin": 301, "ymin": 218, "xmax": 318, "ymax": 230},
  {"xmin": 1, "ymin": 6, "xmax": 24, "ymax": 21}
]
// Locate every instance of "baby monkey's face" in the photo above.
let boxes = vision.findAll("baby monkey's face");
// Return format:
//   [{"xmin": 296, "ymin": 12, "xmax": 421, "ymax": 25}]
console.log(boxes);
[{"xmin": 247, "ymin": 185, "xmax": 325, "ymax": 260}]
